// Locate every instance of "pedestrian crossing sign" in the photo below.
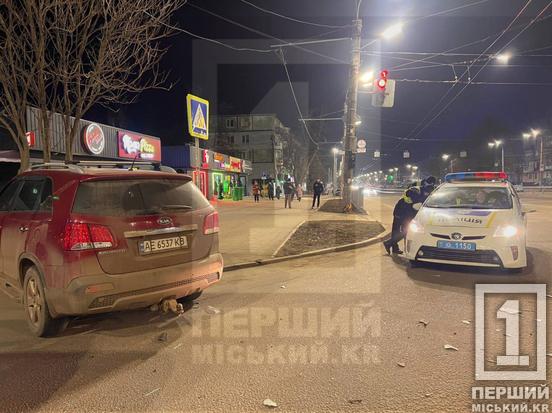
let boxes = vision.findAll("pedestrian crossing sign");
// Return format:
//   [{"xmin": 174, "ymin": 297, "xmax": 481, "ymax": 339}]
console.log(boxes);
[{"xmin": 186, "ymin": 94, "xmax": 209, "ymax": 140}]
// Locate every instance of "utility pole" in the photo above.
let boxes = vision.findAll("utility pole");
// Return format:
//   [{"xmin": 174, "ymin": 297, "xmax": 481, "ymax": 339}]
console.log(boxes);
[
  {"xmin": 341, "ymin": 1, "xmax": 362, "ymax": 209},
  {"xmin": 538, "ymin": 135, "xmax": 544, "ymax": 187}
]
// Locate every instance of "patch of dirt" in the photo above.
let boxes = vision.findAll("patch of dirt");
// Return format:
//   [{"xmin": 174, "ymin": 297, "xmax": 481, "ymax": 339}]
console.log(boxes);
[
  {"xmin": 318, "ymin": 199, "xmax": 366, "ymax": 214},
  {"xmin": 276, "ymin": 220, "xmax": 385, "ymax": 257}
]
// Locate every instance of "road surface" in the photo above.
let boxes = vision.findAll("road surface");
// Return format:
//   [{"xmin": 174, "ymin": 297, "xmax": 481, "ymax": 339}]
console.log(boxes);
[{"xmin": 0, "ymin": 194, "xmax": 550, "ymax": 412}]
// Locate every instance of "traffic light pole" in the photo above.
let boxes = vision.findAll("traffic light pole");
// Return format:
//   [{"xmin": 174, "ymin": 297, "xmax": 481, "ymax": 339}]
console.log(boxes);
[{"xmin": 341, "ymin": 16, "xmax": 362, "ymax": 210}]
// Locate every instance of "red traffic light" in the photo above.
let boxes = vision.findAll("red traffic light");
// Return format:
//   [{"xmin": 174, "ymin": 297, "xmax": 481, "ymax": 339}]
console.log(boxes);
[{"xmin": 375, "ymin": 69, "xmax": 389, "ymax": 91}]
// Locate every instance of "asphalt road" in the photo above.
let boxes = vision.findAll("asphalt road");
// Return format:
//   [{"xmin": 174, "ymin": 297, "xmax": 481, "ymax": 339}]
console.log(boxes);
[{"xmin": 0, "ymin": 195, "xmax": 551, "ymax": 412}]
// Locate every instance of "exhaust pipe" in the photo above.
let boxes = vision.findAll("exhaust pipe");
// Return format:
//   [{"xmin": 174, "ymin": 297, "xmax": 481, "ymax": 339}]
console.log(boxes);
[{"xmin": 150, "ymin": 298, "xmax": 184, "ymax": 314}]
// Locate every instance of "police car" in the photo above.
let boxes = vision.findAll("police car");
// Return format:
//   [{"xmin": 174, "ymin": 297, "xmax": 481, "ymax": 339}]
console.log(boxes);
[{"xmin": 405, "ymin": 172, "xmax": 528, "ymax": 271}]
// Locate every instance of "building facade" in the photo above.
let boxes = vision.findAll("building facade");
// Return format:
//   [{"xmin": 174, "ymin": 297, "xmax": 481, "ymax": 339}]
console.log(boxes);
[
  {"xmin": 0, "ymin": 106, "xmax": 163, "ymax": 184},
  {"xmin": 162, "ymin": 144, "xmax": 252, "ymax": 199},
  {"xmin": 210, "ymin": 114, "xmax": 287, "ymax": 182}
]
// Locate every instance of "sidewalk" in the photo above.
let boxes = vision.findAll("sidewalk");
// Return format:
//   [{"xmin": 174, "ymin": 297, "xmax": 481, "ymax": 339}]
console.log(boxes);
[{"xmin": 213, "ymin": 196, "xmax": 378, "ymax": 266}]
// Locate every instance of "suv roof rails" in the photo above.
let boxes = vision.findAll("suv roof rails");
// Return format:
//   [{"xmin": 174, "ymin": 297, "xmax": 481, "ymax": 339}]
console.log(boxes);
[
  {"xmin": 32, "ymin": 160, "xmax": 176, "ymax": 173},
  {"xmin": 68, "ymin": 160, "xmax": 176, "ymax": 173},
  {"xmin": 30, "ymin": 163, "xmax": 83, "ymax": 172}
]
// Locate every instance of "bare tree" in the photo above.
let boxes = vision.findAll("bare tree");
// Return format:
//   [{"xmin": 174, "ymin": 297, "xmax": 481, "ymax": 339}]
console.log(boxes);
[
  {"xmin": 1, "ymin": 0, "xmax": 183, "ymax": 169},
  {"xmin": 0, "ymin": 1, "xmax": 39, "ymax": 170},
  {"xmin": 47, "ymin": 0, "xmax": 184, "ymax": 161}
]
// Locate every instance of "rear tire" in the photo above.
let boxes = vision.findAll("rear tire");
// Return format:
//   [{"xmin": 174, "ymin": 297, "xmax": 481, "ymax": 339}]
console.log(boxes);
[
  {"xmin": 23, "ymin": 266, "xmax": 67, "ymax": 337},
  {"xmin": 177, "ymin": 290, "xmax": 203, "ymax": 304}
]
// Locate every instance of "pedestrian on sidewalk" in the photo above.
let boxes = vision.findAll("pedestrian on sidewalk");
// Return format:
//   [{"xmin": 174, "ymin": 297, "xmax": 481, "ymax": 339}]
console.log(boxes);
[
  {"xmin": 268, "ymin": 181, "xmax": 275, "ymax": 200},
  {"xmin": 383, "ymin": 188, "xmax": 419, "ymax": 255},
  {"xmin": 312, "ymin": 178, "xmax": 324, "ymax": 209},
  {"xmin": 283, "ymin": 179, "xmax": 295, "ymax": 208},
  {"xmin": 252, "ymin": 181, "xmax": 260, "ymax": 203},
  {"xmin": 296, "ymin": 184, "xmax": 303, "ymax": 202},
  {"xmin": 275, "ymin": 185, "xmax": 282, "ymax": 200}
]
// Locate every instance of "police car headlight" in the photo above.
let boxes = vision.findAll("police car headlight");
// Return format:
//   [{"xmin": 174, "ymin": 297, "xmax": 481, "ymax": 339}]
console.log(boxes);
[
  {"xmin": 493, "ymin": 225, "xmax": 519, "ymax": 238},
  {"xmin": 409, "ymin": 220, "xmax": 424, "ymax": 234}
]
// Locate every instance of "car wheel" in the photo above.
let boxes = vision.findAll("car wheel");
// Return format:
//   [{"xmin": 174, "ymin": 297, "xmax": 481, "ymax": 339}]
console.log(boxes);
[
  {"xmin": 23, "ymin": 266, "xmax": 66, "ymax": 337},
  {"xmin": 177, "ymin": 290, "xmax": 203, "ymax": 304}
]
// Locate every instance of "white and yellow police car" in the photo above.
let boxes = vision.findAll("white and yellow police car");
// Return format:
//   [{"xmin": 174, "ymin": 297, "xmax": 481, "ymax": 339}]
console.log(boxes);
[{"xmin": 405, "ymin": 172, "xmax": 528, "ymax": 271}]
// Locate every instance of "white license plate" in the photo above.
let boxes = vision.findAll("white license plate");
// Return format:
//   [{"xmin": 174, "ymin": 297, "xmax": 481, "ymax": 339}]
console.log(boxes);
[{"xmin": 139, "ymin": 236, "xmax": 187, "ymax": 255}]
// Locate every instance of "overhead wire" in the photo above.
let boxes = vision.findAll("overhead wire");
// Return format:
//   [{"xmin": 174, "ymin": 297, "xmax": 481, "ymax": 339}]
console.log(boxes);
[
  {"xmin": 238, "ymin": 0, "xmax": 351, "ymax": 29},
  {"xmin": 187, "ymin": 2, "xmax": 349, "ymax": 64},
  {"xmin": 278, "ymin": 48, "xmax": 319, "ymax": 148},
  {"xmin": 407, "ymin": 0, "xmax": 552, "ymax": 142}
]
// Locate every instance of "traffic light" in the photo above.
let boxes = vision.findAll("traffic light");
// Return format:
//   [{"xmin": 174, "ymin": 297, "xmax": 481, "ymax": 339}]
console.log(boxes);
[
  {"xmin": 372, "ymin": 69, "xmax": 396, "ymax": 108},
  {"xmin": 376, "ymin": 70, "xmax": 388, "ymax": 91}
]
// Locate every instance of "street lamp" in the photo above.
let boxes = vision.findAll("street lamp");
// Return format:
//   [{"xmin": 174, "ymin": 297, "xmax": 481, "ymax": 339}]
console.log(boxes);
[
  {"xmin": 332, "ymin": 148, "xmax": 341, "ymax": 195},
  {"xmin": 381, "ymin": 22, "xmax": 403, "ymax": 40},
  {"xmin": 488, "ymin": 139, "xmax": 504, "ymax": 173},
  {"xmin": 360, "ymin": 70, "xmax": 374, "ymax": 84},
  {"xmin": 495, "ymin": 52, "xmax": 511, "ymax": 64},
  {"xmin": 442, "ymin": 154, "xmax": 455, "ymax": 172},
  {"xmin": 523, "ymin": 129, "xmax": 544, "ymax": 187}
]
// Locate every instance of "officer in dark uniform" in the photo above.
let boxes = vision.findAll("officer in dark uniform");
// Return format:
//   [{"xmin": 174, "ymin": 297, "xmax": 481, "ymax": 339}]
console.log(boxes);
[
  {"xmin": 383, "ymin": 188, "xmax": 419, "ymax": 255},
  {"xmin": 420, "ymin": 176, "xmax": 437, "ymax": 202}
]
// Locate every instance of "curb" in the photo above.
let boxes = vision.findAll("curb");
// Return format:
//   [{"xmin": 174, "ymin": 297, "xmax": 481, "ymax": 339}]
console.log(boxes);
[{"xmin": 224, "ymin": 224, "xmax": 391, "ymax": 272}]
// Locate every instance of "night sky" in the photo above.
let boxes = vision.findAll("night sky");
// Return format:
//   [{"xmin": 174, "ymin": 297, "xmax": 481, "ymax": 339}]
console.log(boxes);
[{"xmin": 89, "ymin": 0, "xmax": 552, "ymax": 173}]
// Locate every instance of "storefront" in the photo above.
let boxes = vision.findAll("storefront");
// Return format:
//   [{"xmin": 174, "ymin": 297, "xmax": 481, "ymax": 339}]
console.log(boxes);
[{"xmin": 0, "ymin": 107, "xmax": 163, "ymax": 178}]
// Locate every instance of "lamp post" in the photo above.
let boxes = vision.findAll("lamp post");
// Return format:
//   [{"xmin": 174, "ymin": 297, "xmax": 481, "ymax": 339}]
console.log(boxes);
[
  {"xmin": 488, "ymin": 139, "xmax": 504, "ymax": 172},
  {"xmin": 442, "ymin": 154, "xmax": 454, "ymax": 173},
  {"xmin": 523, "ymin": 129, "xmax": 543, "ymax": 187},
  {"xmin": 332, "ymin": 147, "xmax": 341, "ymax": 195}
]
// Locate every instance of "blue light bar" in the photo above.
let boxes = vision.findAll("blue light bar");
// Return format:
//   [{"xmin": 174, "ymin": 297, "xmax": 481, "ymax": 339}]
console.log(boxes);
[{"xmin": 445, "ymin": 171, "xmax": 508, "ymax": 183}]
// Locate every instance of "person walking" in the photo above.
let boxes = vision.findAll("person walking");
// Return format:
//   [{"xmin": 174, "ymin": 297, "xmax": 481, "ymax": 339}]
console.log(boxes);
[
  {"xmin": 383, "ymin": 188, "xmax": 419, "ymax": 255},
  {"xmin": 283, "ymin": 179, "xmax": 295, "ymax": 209},
  {"xmin": 312, "ymin": 178, "xmax": 324, "ymax": 209},
  {"xmin": 296, "ymin": 184, "xmax": 303, "ymax": 202},
  {"xmin": 268, "ymin": 181, "xmax": 275, "ymax": 200},
  {"xmin": 252, "ymin": 181, "xmax": 260, "ymax": 203},
  {"xmin": 275, "ymin": 185, "xmax": 282, "ymax": 200}
]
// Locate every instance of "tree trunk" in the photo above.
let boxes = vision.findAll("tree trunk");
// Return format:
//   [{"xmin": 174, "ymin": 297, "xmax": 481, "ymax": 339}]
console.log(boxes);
[
  {"xmin": 39, "ymin": 110, "xmax": 51, "ymax": 163},
  {"xmin": 19, "ymin": 144, "xmax": 30, "ymax": 173}
]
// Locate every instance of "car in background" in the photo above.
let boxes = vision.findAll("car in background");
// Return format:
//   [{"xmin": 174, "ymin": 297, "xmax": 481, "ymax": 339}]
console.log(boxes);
[
  {"xmin": 0, "ymin": 162, "xmax": 223, "ymax": 336},
  {"xmin": 405, "ymin": 172, "xmax": 528, "ymax": 271}
]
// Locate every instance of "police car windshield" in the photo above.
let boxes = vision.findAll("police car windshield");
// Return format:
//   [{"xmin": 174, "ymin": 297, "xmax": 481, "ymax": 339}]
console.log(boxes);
[{"xmin": 425, "ymin": 186, "xmax": 512, "ymax": 209}]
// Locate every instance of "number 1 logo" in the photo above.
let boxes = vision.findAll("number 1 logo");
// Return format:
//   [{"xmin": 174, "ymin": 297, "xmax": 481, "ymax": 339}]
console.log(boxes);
[{"xmin": 475, "ymin": 284, "xmax": 547, "ymax": 381}]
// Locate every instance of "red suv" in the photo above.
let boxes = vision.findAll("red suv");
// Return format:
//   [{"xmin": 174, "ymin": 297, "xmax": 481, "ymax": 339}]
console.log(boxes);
[{"xmin": 0, "ymin": 163, "xmax": 223, "ymax": 336}]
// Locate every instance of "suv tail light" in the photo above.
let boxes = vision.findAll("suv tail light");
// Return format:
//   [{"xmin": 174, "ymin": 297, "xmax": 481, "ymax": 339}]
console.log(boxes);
[
  {"xmin": 203, "ymin": 211, "xmax": 219, "ymax": 235},
  {"xmin": 62, "ymin": 222, "xmax": 115, "ymax": 251}
]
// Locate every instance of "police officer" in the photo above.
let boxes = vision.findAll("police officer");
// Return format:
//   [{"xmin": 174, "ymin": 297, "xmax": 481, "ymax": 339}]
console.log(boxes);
[
  {"xmin": 420, "ymin": 176, "xmax": 437, "ymax": 202},
  {"xmin": 383, "ymin": 188, "xmax": 419, "ymax": 255}
]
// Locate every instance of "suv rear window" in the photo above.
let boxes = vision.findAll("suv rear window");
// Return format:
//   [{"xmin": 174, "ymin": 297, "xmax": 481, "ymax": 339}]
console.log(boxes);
[{"xmin": 73, "ymin": 178, "xmax": 209, "ymax": 216}]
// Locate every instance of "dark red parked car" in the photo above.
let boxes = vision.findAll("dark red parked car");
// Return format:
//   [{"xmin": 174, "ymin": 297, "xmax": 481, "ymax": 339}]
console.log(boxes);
[{"xmin": 0, "ymin": 163, "xmax": 223, "ymax": 336}]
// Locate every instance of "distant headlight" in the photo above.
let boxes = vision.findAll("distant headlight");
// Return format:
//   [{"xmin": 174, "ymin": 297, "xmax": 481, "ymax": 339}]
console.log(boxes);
[
  {"xmin": 408, "ymin": 220, "xmax": 424, "ymax": 234},
  {"xmin": 494, "ymin": 225, "xmax": 519, "ymax": 238}
]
